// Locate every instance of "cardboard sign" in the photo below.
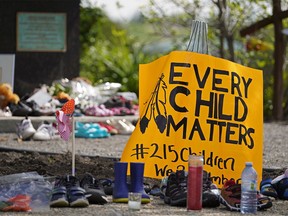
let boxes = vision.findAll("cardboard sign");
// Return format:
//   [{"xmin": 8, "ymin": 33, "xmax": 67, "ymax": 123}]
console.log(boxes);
[{"xmin": 121, "ymin": 51, "xmax": 263, "ymax": 186}]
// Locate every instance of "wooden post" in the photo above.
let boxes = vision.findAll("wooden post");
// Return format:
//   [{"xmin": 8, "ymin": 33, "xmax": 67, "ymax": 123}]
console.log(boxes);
[{"xmin": 72, "ymin": 116, "xmax": 75, "ymax": 176}]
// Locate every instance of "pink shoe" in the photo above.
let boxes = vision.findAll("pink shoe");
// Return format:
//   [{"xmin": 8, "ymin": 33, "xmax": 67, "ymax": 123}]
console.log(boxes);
[
  {"xmin": 98, "ymin": 104, "xmax": 114, "ymax": 116},
  {"xmin": 84, "ymin": 105, "xmax": 105, "ymax": 117}
]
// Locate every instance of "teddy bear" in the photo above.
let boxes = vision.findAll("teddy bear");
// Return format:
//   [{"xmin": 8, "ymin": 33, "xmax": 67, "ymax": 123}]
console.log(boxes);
[{"xmin": 0, "ymin": 83, "xmax": 20, "ymax": 109}]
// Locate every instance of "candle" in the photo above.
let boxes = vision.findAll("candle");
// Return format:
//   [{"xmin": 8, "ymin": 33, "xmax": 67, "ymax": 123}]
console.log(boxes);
[
  {"xmin": 128, "ymin": 200, "xmax": 141, "ymax": 210},
  {"xmin": 187, "ymin": 155, "xmax": 203, "ymax": 211},
  {"xmin": 128, "ymin": 192, "xmax": 141, "ymax": 211}
]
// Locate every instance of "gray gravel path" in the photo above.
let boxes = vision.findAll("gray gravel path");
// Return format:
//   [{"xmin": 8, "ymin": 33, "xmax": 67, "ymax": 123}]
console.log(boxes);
[
  {"xmin": 263, "ymin": 122, "xmax": 288, "ymax": 169},
  {"xmin": 0, "ymin": 122, "xmax": 287, "ymax": 169}
]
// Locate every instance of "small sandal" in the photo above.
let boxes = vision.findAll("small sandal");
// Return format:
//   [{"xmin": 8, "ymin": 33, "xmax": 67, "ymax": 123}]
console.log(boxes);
[{"xmin": 257, "ymin": 192, "xmax": 273, "ymax": 210}]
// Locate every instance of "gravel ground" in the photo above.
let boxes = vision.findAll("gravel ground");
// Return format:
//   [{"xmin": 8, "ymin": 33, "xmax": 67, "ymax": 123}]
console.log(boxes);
[
  {"xmin": 0, "ymin": 122, "xmax": 287, "ymax": 168},
  {"xmin": 0, "ymin": 122, "xmax": 287, "ymax": 215},
  {"xmin": 263, "ymin": 122, "xmax": 288, "ymax": 169}
]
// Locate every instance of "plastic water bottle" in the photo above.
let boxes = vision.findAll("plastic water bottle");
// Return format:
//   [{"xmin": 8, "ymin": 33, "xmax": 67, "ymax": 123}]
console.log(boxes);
[{"xmin": 240, "ymin": 162, "xmax": 257, "ymax": 214}]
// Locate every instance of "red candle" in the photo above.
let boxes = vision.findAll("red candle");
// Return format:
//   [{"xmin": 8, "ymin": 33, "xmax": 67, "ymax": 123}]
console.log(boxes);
[{"xmin": 187, "ymin": 155, "xmax": 203, "ymax": 211}]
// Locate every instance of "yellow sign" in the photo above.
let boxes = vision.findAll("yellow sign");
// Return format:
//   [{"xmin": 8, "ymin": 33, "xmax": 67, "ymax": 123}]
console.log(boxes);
[{"xmin": 121, "ymin": 51, "xmax": 263, "ymax": 186}]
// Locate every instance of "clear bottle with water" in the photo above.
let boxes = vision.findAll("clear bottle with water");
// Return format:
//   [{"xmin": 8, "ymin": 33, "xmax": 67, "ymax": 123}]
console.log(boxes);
[{"xmin": 241, "ymin": 162, "xmax": 257, "ymax": 214}]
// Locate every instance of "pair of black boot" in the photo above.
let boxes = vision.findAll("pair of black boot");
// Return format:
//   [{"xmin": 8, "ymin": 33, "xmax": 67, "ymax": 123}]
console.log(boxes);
[{"xmin": 112, "ymin": 162, "xmax": 150, "ymax": 204}]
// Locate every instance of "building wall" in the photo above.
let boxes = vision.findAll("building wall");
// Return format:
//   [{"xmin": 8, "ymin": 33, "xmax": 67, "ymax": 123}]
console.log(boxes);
[{"xmin": 0, "ymin": 0, "xmax": 80, "ymax": 97}]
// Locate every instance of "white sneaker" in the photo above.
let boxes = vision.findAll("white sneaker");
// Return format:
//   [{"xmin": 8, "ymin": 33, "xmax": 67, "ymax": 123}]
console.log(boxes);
[
  {"xmin": 33, "ymin": 121, "xmax": 56, "ymax": 141},
  {"xmin": 106, "ymin": 119, "xmax": 135, "ymax": 135},
  {"xmin": 0, "ymin": 107, "xmax": 12, "ymax": 117},
  {"xmin": 16, "ymin": 117, "xmax": 36, "ymax": 140}
]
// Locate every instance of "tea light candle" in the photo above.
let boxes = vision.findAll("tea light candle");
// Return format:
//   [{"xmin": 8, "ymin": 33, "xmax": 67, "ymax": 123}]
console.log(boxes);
[{"xmin": 128, "ymin": 200, "xmax": 141, "ymax": 210}]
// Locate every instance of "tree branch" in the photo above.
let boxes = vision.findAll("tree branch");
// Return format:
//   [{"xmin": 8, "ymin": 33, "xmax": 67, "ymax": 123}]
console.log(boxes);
[{"xmin": 240, "ymin": 9, "xmax": 288, "ymax": 37}]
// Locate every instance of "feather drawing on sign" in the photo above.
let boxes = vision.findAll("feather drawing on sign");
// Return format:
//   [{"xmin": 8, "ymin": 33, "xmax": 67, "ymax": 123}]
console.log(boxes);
[
  {"xmin": 55, "ymin": 99, "xmax": 75, "ymax": 141},
  {"xmin": 139, "ymin": 73, "xmax": 167, "ymax": 134}
]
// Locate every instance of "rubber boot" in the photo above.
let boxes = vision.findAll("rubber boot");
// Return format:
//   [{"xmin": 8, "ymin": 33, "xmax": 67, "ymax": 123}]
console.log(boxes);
[
  {"xmin": 112, "ymin": 162, "xmax": 129, "ymax": 203},
  {"xmin": 130, "ymin": 162, "xmax": 150, "ymax": 203}
]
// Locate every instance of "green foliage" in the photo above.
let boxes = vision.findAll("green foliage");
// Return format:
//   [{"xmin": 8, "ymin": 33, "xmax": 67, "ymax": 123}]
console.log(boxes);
[
  {"xmin": 79, "ymin": 6, "xmax": 158, "ymax": 95},
  {"xmin": 80, "ymin": 0, "xmax": 288, "ymax": 120},
  {"xmin": 141, "ymin": 0, "xmax": 287, "ymax": 120}
]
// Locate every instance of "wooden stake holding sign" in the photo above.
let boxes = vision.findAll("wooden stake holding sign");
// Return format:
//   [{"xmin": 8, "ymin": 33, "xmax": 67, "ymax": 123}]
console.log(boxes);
[
  {"xmin": 186, "ymin": 20, "xmax": 208, "ymax": 54},
  {"xmin": 121, "ymin": 20, "xmax": 263, "ymax": 186}
]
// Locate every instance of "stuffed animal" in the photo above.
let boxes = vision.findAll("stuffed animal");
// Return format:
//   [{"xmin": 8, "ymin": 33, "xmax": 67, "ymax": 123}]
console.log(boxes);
[{"xmin": 0, "ymin": 83, "xmax": 20, "ymax": 109}]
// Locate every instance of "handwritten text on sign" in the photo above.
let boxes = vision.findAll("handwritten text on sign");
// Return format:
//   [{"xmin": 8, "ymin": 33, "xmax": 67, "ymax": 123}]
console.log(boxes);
[{"xmin": 121, "ymin": 51, "xmax": 263, "ymax": 186}]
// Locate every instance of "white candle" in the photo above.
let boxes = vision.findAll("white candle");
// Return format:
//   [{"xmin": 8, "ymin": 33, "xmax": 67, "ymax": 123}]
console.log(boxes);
[{"xmin": 128, "ymin": 200, "xmax": 141, "ymax": 210}]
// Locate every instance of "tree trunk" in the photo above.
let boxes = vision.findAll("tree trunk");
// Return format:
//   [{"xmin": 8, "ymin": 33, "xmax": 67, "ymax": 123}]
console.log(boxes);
[
  {"xmin": 227, "ymin": 34, "xmax": 235, "ymax": 61},
  {"xmin": 272, "ymin": 0, "xmax": 284, "ymax": 120}
]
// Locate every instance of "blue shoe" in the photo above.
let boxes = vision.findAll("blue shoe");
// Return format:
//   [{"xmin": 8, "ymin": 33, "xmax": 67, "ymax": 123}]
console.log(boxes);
[
  {"xmin": 260, "ymin": 178, "xmax": 278, "ymax": 199},
  {"xmin": 50, "ymin": 176, "xmax": 69, "ymax": 207},
  {"xmin": 75, "ymin": 122, "xmax": 110, "ymax": 138},
  {"xmin": 271, "ymin": 169, "xmax": 288, "ymax": 200},
  {"xmin": 273, "ymin": 178, "xmax": 288, "ymax": 200},
  {"xmin": 65, "ymin": 175, "xmax": 89, "ymax": 207}
]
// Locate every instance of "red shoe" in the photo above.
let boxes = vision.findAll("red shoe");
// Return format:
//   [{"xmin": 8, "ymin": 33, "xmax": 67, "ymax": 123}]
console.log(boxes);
[
  {"xmin": 219, "ymin": 179, "xmax": 272, "ymax": 212},
  {"xmin": 98, "ymin": 122, "xmax": 118, "ymax": 135},
  {"xmin": 219, "ymin": 179, "xmax": 241, "ymax": 211}
]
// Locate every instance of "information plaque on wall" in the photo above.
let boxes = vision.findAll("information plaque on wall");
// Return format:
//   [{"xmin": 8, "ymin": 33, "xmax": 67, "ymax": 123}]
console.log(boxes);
[{"xmin": 17, "ymin": 12, "xmax": 66, "ymax": 52}]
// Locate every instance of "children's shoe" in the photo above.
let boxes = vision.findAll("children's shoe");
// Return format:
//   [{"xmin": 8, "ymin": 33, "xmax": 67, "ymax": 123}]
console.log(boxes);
[
  {"xmin": 273, "ymin": 178, "xmax": 288, "ymax": 200},
  {"xmin": 50, "ymin": 176, "xmax": 69, "ymax": 207},
  {"xmin": 105, "ymin": 119, "xmax": 135, "ymax": 135},
  {"xmin": 164, "ymin": 170, "xmax": 187, "ymax": 207},
  {"xmin": 80, "ymin": 173, "xmax": 108, "ymax": 205},
  {"xmin": 99, "ymin": 178, "xmax": 114, "ymax": 195},
  {"xmin": 98, "ymin": 122, "xmax": 118, "ymax": 135},
  {"xmin": 202, "ymin": 170, "xmax": 220, "ymax": 208},
  {"xmin": 84, "ymin": 105, "xmax": 113, "ymax": 117},
  {"xmin": 65, "ymin": 175, "xmax": 89, "ymax": 207},
  {"xmin": 75, "ymin": 122, "xmax": 110, "ymax": 138},
  {"xmin": 257, "ymin": 192, "xmax": 273, "ymax": 210},
  {"xmin": 260, "ymin": 178, "xmax": 278, "ymax": 199},
  {"xmin": 219, "ymin": 179, "xmax": 272, "ymax": 211},
  {"xmin": 9, "ymin": 101, "xmax": 32, "ymax": 116},
  {"xmin": 272, "ymin": 169, "xmax": 288, "ymax": 200},
  {"xmin": 16, "ymin": 116, "xmax": 36, "ymax": 140},
  {"xmin": 271, "ymin": 169, "xmax": 288, "ymax": 185},
  {"xmin": 149, "ymin": 185, "xmax": 162, "ymax": 196},
  {"xmin": 219, "ymin": 179, "xmax": 241, "ymax": 211},
  {"xmin": 0, "ymin": 106, "xmax": 12, "ymax": 117},
  {"xmin": 33, "ymin": 121, "xmax": 55, "ymax": 141}
]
